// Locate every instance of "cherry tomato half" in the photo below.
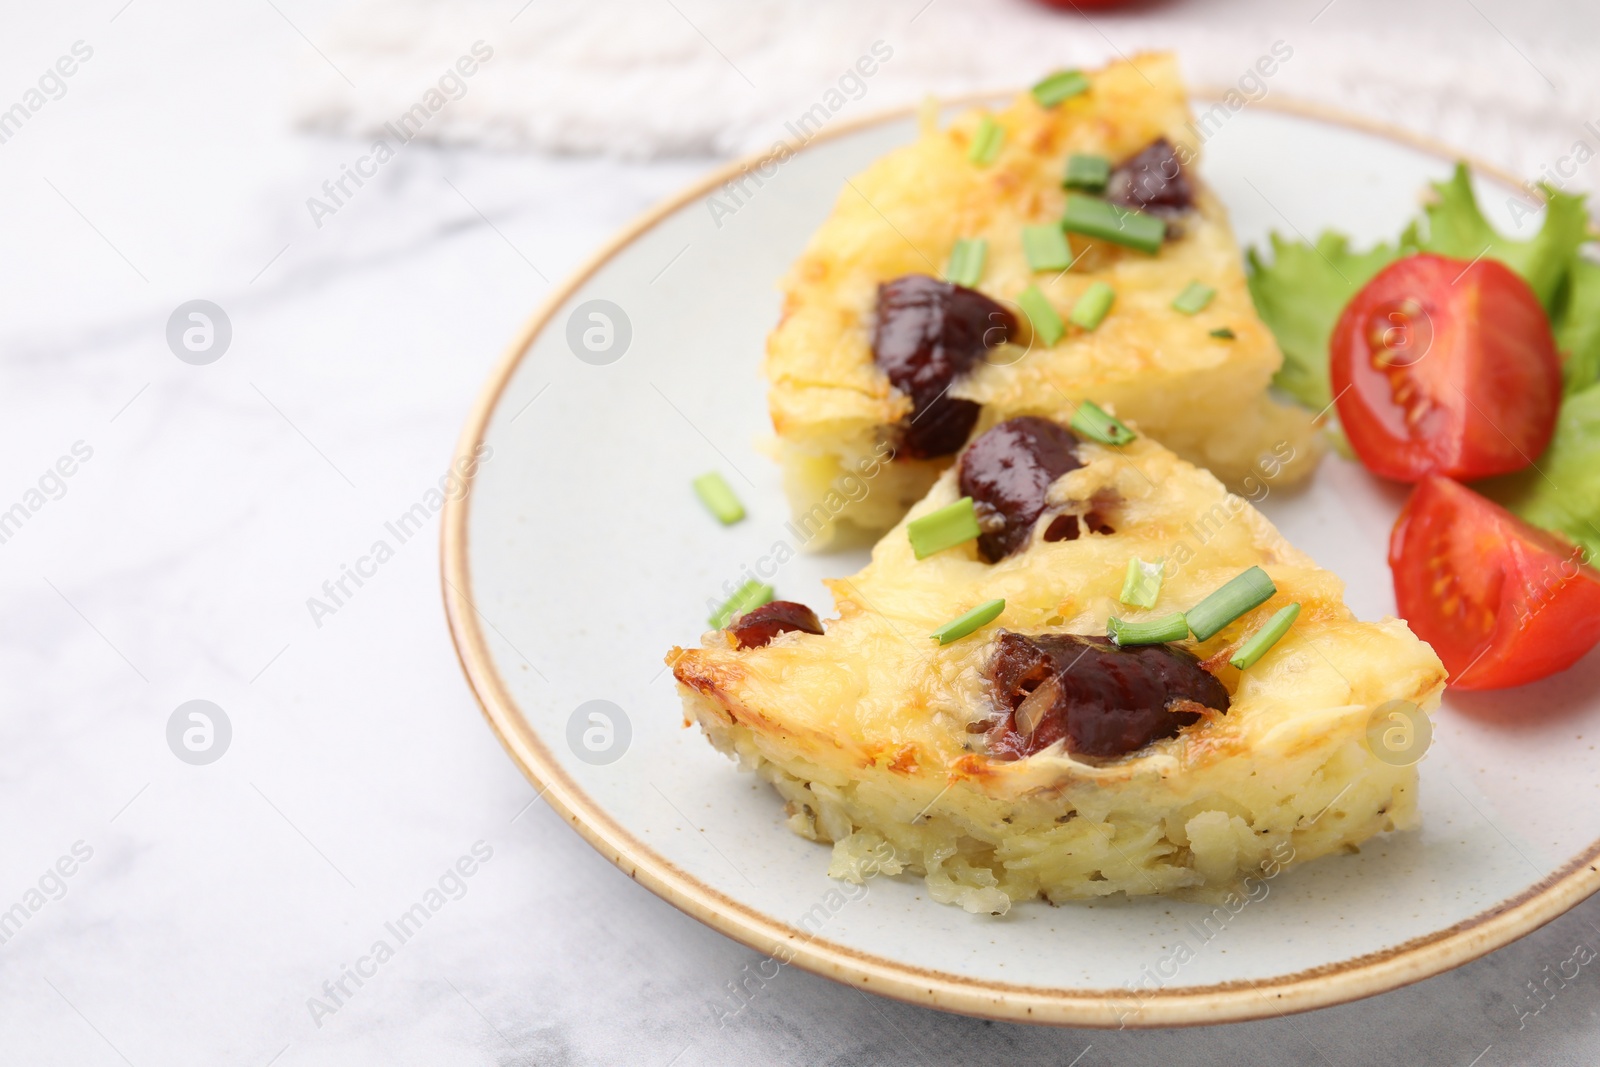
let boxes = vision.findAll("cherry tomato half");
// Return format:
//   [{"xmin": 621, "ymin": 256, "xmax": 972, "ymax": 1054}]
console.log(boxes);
[
  {"xmin": 1332, "ymin": 253, "xmax": 1561, "ymax": 482},
  {"xmin": 1390, "ymin": 475, "xmax": 1600, "ymax": 689}
]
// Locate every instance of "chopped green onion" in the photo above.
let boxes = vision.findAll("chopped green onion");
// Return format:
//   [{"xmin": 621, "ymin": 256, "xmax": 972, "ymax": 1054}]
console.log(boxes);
[
  {"xmin": 1031, "ymin": 70, "xmax": 1090, "ymax": 108},
  {"xmin": 907, "ymin": 496, "xmax": 982, "ymax": 559},
  {"xmin": 1069, "ymin": 281, "xmax": 1116, "ymax": 330},
  {"xmin": 1107, "ymin": 612, "xmax": 1189, "ymax": 646},
  {"xmin": 945, "ymin": 238, "xmax": 988, "ymax": 287},
  {"xmin": 1209, "ymin": 327, "xmax": 1236, "ymax": 340},
  {"xmin": 1229, "ymin": 603, "xmax": 1302, "ymax": 670},
  {"xmin": 1120, "ymin": 557, "xmax": 1164, "ymax": 609},
  {"xmin": 1186, "ymin": 566, "xmax": 1277, "ymax": 642},
  {"xmin": 691, "ymin": 471, "xmax": 745, "ymax": 525},
  {"xmin": 930, "ymin": 599, "xmax": 1005, "ymax": 645},
  {"xmin": 1064, "ymin": 153, "xmax": 1111, "ymax": 192},
  {"xmin": 1070, "ymin": 400, "xmax": 1136, "ymax": 445},
  {"xmin": 1172, "ymin": 281, "xmax": 1216, "ymax": 315},
  {"xmin": 1062, "ymin": 195, "xmax": 1166, "ymax": 255},
  {"xmin": 709, "ymin": 579, "xmax": 774, "ymax": 629},
  {"xmin": 1018, "ymin": 285, "xmax": 1064, "ymax": 347},
  {"xmin": 968, "ymin": 115, "xmax": 1004, "ymax": 165},
  {"xmin": 1022, "ymin": 224, "xmax": 1073, "ymax": 272}
]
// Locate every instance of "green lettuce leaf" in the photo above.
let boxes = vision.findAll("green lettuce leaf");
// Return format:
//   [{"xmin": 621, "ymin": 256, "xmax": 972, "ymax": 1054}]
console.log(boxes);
[
  {"xmin": 1553, "ymin": 257, "xmax": 1600, "ymax": 394},
  {"xmin": 1246, "ymin": 233, "xmax": 1403, "ymax": 411},
  {"xmin": 1246, "ymin": 160, "xmax": 1600, "ymax": 558},
  {"xmin": 1414, "ymin": 163, "xmax": 1588, "ymax": 311},
  {"xmin": 1479, "ymin": 382, "xmax": 1600, "ymax": 558},
  {"xmin": 1246, "ymin": 162, "xmax": 1595, "ymax": 408}
]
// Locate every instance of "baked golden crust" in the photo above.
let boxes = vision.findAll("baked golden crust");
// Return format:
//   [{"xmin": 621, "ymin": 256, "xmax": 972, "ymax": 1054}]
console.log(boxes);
[
  {"xmin": 765, "ymin": 53, "xmax": 1318, "ymax": 544},
  {"xmin": 671, "ymin": 433, "xmax": 1445, "ymax": 911}
]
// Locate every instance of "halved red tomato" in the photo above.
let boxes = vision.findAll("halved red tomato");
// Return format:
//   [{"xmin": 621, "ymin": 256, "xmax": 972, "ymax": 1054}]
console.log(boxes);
[
  {"xmin": 1390, "ymin": 475, "xmax": 1600, "ymax": 689},
  {"xmin": 1332, "ymin": 253, "xmax": 1561, "ymax": 482}
]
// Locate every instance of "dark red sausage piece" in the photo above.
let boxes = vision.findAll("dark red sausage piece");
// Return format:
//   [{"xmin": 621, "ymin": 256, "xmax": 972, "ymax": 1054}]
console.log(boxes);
[
  {"xmin": 1106, "ymin": 138, "xmax": 1193, "ymax": 219},
  {"xmin": 729, "ymin": 601, "xmax": 824, "ymax": 649},
  {"xmin": 1041, "ymin": 509, "xmax": 1115, "ymax": 543},
  {"xmin": 958, "ymin": 417, "xmax": 1084, "ymax": 561},
  {"xmin": 984, "ymin": 632, "xmax": 1229, "ymax": 759},
  {"xmin": 872, "ymin": 275, "xmax": 1017, "ymax": 459}
]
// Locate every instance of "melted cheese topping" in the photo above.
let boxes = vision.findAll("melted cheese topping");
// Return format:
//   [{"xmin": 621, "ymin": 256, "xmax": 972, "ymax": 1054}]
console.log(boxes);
[{"xmin": 678, "ymin": 435, "xmax": 1442, "ymax": 793}]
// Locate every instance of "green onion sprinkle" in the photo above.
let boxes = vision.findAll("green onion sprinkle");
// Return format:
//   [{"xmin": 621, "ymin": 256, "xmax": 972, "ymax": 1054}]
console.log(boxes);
[
  {"xmin": 930, "ymin": 599, "xmax": 1005, "ymax": 645},
  {"xmin": 907, "ymin": 497, "xmax": 982, "ymax": 559}
]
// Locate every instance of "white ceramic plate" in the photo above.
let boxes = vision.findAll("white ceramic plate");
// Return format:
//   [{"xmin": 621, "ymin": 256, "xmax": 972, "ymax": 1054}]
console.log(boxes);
[{"xmin": 442, "ymin": 96, "xmax": 1600, "ymax": 1027}]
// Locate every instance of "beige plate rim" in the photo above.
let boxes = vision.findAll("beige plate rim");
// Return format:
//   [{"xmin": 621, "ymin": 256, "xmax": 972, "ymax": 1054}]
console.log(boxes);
[{"xmin": 439, "ymin": 89, "xmax": 1589, "ymax": 1028}]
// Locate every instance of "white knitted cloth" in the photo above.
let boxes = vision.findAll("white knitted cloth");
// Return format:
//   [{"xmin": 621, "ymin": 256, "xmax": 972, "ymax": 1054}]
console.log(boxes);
[{"xmin": 295, "ymin": 0, "xmax": 1600, "ymax": 196}]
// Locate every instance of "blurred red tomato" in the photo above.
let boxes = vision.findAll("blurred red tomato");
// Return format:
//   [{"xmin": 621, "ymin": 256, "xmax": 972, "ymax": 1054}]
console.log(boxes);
[{"xmin": 1031, "ymin": 0, "xmax": 1143, "ymax": 9}]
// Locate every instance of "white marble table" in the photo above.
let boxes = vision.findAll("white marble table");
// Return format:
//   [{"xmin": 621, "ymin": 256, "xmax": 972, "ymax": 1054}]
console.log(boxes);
[{"xmin": 4, "ymin": 2, "xmax": 1599, "ymax": 1064}]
